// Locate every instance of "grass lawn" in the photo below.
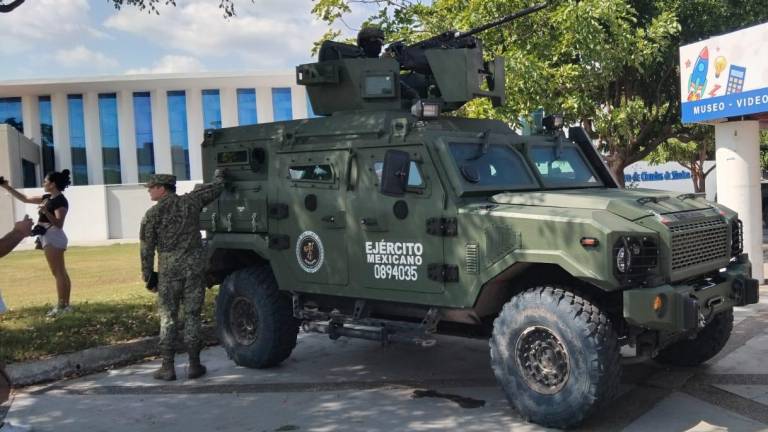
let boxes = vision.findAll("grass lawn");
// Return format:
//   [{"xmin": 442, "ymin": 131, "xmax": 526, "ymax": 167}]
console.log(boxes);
[{"xmin": 0, "ymin": 244, "xmax": 218, "ymax": 364}]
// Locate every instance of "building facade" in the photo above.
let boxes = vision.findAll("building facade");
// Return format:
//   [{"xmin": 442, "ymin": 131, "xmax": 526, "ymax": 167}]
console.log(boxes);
[{"xmin": 0, "ymin": 71, "xmax": 311, "ymax": 186}]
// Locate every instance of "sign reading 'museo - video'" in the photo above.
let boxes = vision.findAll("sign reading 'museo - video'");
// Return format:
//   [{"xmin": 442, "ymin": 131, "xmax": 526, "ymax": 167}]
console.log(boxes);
[{"xmin": 680, "ymin": 22, "xmax": 768, "ymax": 123}]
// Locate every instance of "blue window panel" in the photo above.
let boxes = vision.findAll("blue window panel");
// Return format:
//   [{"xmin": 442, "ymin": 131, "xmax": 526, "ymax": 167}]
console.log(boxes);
[
  {"xmin": 271, "ymin": 87, "xmax": 293, "ymax": 121},
  {"xmin": 133, "ymin": 92, "xmax": 155, "ymax": 183},
  {"xmin": 167, "ymin": 90, "xmax": 190, "ymax": 181},
  {"xmin": 0, "ymin": 97, "xmax": 23, "ymax": 133},
  {"xmin": 306, "ymin": 93, "xmax": 319, "ymax": 118},
  {"xmin": 67, "ymin": 94, "xmax": 88, "ymax": 185},
  {"xmin": 98, "ymin": 93, "xmax": 121, "ymax": 184},
  {"xmin": 38, "ymin": 96, "xmax": 55, "ymax": 175},
  {"xmin": 202, "ymin": 89, "xmax": 222, "ymax": 130},
  {"xmin": 237, "ymin": 88, "xmax": 258, "ymax": 125}
]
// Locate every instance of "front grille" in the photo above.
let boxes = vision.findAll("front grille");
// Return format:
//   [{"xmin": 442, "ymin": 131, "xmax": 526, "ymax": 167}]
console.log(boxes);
[{"xmin": 670, "ymin": 218, "xmax": 730, "ymax": 271}]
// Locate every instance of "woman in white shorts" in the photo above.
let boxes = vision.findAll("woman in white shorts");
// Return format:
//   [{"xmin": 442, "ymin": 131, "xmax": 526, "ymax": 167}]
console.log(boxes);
[{"xmin": 1, "ymin": 169, "xmax": 73, "ymax": 317}]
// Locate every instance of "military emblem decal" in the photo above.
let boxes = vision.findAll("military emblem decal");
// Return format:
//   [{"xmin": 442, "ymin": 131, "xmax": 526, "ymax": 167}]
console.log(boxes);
[{"xmin": 296, "ymin": 231, "xmax": 324, "ymax": 273}]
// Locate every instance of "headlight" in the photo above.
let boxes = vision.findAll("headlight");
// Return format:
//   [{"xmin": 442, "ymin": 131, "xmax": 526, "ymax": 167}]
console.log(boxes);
[
  {"xmin": 613, "ymin": 236, "xmax": 658, "ymax": 285},
  {"xmin": 731, "ymin": 219, "xmax": 743, "ymax": 257},
  {"xmin": 615, "ymin": 243, "xmax": 635, "ymax": 273}
]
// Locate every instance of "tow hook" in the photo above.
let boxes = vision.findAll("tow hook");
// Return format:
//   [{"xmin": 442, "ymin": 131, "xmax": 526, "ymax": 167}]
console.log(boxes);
[
  {"xmin": 699, "ymin": 296, "xmax": 724, "ymax": 327},
  {"xmin": 706, "ymin": 296, "xmax": 724, "ymax": 309}
]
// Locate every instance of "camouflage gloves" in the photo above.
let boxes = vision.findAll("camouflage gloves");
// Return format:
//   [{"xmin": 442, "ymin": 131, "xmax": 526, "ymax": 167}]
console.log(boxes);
[{"xmin": 146, "ymin": 271, "xmax": 159, "ymax": 292}]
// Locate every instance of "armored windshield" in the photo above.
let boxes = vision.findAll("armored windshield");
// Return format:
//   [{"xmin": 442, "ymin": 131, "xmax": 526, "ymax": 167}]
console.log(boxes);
[
  {"xmin": 529, "ymin": 145, "xmax": 603, "ymax": 188},
  {"xmin": 448, "ymin": 143, "xmax": 538, "ymax": 190},
  {"xmin": 446, "ymin": 140, "xmax": 606, "ymax": 193}
]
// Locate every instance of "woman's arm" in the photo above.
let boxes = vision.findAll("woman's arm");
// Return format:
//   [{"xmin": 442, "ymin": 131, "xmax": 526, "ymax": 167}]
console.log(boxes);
[
  {"xmin": 40, "ymin": 206, "xmax": 68, "ymax": 229},
  {"xmin": 0, "ymin": 183, "xmax": 43, "ymax": 204}
]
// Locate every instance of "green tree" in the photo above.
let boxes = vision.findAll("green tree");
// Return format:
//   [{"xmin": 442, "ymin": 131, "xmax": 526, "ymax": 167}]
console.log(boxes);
[
  {"xmin": 312, "ymin": 0, "xmax": 768, "ymax": 186},
  {"xmin": 647, "ymin": 125, "xmax": 715, "ymax": 192}
]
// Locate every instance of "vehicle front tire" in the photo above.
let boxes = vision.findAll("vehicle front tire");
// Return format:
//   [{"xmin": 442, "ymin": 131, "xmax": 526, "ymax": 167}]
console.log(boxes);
[
  {"xmin": 215, "ymin": 266, "xmax": 299, "ymax": 368},
  {"xmin": 490, "ymin": 286, "xmax": 621, "ymax": 429},
  {"xmin": 654, "ymin": 308, "xmax": 733, "ymax": 367}
]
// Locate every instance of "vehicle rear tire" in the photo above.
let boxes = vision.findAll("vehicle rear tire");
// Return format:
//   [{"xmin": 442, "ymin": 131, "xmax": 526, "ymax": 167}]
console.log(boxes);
[
  {"xmin": 654, "ymin": 308, "xmax": 733, "ymax": 367},
  {"xmin": 215, "ymin": 266, "xmax": 299, "ymax": 368},
  {"xmin": 490, "ymin": 286, "xmax": 621, "ymax": 429}
]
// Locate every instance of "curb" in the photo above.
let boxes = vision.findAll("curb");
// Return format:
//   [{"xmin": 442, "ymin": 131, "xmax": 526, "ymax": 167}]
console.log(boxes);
[
  {"xmin": 6, "ymin": 327, "xmax": 217, "ymax": 387},
  {"xmin": 6, "ymin": 337, "xmax": 160, "ymax": 387}
]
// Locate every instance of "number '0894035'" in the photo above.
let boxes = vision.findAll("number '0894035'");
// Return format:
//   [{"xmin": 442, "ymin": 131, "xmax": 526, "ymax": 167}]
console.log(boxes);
[{"xmin": 374, "ymin": 265, "xmax": 418, "ymax": 281}]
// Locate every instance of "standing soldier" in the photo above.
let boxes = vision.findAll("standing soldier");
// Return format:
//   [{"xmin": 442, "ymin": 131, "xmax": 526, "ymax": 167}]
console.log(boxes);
[{"xmin": 140, "ymin": 170, "xmax": 227, "ymax": 380}]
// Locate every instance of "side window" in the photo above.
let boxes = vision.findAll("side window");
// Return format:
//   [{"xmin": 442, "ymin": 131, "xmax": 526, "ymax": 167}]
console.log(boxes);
[
  {"xmin": 373, "ymin": 161, "xmax": 424, "ymax": 188},
  {"xmin": 288, "ymin": 164, "xmax": 333, "ymax": 181}
]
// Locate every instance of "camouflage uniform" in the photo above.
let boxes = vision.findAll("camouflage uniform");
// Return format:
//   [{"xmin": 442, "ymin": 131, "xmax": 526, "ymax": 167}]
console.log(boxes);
[{"xmin": 140, "ymin": 173, "xmax": 225, "ymax": 360}]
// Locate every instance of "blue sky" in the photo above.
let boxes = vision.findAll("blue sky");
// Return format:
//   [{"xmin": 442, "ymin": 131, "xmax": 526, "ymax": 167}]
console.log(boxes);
[{"xmin": 0, "ymin": 0, "xmax": 379, "ymax": 80}]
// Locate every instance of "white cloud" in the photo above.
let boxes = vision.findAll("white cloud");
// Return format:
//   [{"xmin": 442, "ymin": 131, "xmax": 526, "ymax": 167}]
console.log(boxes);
[
  {"xmin": 126, "ymin": 55, "xmax": 206, "ymax": 74},
  {"xmin": 103, "ymin": 0, "xmax": 334, "ymax": 69},
  {"xmin": 0, "ymin": 0, "xmax": 385, "ymax": 79},
  {"xmin": 0, "ymin": 0, "xmax": 98, "ymax": 55},
  {"xmin": 54, "ymin": 45, "xmax": 119, "ymax": 69}
]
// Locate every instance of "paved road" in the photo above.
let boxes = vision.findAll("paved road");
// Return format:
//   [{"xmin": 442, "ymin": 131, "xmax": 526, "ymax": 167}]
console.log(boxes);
[{"xmin": 4, "ymin": 293, "xmax": 768, "ymax": 432}]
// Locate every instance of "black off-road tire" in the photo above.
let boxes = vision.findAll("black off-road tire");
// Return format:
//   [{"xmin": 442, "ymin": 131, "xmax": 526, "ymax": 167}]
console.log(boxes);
[
  {"xmin": 490, "ymin": 286, "xmax": 621, "ymax": 429},
  {"xmin": 215, "ymin": 266, "xmax": 299, "ymax": 368},
  {"xmin": 654, "ymin": 308, "xmax": 733, "ymax": 367}
]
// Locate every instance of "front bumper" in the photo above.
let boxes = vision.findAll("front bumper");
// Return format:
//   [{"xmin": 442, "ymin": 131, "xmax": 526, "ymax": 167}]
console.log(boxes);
[{"xmin": 623, "ymin": 254, "xmax": 759, "ymax": 332}]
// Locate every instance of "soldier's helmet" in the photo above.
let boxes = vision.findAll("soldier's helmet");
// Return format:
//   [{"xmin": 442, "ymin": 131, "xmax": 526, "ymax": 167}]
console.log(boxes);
[
  {"xmin": 357, "ymin": 26, "xmax": 385, "ymax": 58},
  {"xmin": 145, "ymin": 174, "xmax": 177, "ymax": 188}
]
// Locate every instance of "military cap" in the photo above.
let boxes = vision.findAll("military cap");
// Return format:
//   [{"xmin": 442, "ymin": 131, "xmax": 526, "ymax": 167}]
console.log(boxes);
[{"xmin": 145, "ymin": 174, "xmax": 176, "ymax": 188}]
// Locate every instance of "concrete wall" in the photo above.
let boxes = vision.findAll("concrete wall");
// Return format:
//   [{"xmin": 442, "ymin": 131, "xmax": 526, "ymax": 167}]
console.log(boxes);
[
  {"xmin": 0, "ymin": 124, "xmax": 41, "ymax": 243},
  {"xmin": 2, "ymin": 180, "xmax": 200, "ymax": 245},
  {"xmin": 0, "ymin": 124, "xmax": 41, "ymax": 187},
  {"xmin": 105, "ymin": 181, "xmax": 199, "ymax": 239}
]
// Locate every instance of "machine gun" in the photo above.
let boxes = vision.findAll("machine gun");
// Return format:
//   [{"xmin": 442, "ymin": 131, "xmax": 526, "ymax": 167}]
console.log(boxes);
[{"xmin": 385, "ymin": 2, "xmax": 549, "ymax": 75}]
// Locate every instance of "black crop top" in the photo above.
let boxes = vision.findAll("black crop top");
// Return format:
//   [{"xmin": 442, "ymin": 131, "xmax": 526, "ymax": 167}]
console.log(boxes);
[{"xmin": 38, "ymin": 193, "xmax": 69, "ymax": 224}]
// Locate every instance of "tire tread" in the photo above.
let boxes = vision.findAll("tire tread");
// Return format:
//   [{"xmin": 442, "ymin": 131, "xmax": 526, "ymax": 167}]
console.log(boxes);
[{"xmin": 490, "ymin": 285, "xmax": 620, "ymax": 429}]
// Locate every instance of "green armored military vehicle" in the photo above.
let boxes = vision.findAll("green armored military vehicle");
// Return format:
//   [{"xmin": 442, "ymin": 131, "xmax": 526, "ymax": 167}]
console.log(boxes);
[{"xmin": 200, "ymin": 4, "xmax": 759, "ymax": 428}]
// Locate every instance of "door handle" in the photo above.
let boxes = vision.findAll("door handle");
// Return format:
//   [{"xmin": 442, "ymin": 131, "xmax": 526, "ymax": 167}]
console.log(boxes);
[
  {"xmin": 360, "ymin": 217, "xmax": 378, "ymax": 226},
  {"xmin": 322, "ymin": 215, "xmax": 336, "ymax": 223}
]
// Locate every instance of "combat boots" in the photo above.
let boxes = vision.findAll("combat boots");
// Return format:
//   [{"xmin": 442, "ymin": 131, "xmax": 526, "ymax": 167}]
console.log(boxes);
[
  {"xmin": 187, "ymin": 350, "xmax": 207, "ymax": 379},
  {"xmin": 153, "ymin": 356, "xmax": 176, "ymax": 381}
]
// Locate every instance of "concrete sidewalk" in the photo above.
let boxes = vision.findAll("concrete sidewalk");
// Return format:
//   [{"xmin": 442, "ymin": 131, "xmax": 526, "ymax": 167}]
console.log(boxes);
[{"xmin": 5, "ymin": 292, "xmax": 768, "ymax": 431}]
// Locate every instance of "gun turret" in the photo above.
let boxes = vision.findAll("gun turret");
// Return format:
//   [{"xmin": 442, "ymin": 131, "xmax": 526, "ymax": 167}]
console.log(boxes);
[{"xmin": 297, "ymin": 2, "xmax": 548, "ymax": 116}]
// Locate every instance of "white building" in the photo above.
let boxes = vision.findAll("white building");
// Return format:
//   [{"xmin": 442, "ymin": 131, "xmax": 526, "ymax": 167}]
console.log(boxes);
[
  {"xmin": 0, "ymin": 71, "xmax": 309, "ymax": 242},
  {"xmin": 0, "ymin": 71, "xmax": 308, "ymax": 186}
]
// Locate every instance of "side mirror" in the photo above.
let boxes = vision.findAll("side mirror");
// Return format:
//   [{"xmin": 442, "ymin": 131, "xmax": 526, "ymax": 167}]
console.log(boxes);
[{"xmin": 380, "ymin": 149, "xmax": 410, "ymax": 196}]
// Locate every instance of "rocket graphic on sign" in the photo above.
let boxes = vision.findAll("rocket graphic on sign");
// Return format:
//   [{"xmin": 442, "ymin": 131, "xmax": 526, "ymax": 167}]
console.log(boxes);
[{"xmin": 687, "ymin": 46, "xmax": 709, "ymax": 101}]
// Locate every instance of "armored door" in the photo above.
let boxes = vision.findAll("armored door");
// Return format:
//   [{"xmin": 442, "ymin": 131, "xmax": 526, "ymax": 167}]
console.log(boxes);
[
  {"xmin": 200, "ymin": 145, "xmax": 269, "ymax": 235},
  {"xmin": 347, "ymin": 145, "xmax": 446, "ymax": 295},
  {"xmin": 270, "ymin": 150, "xmax": 349, "ymax": 290}
]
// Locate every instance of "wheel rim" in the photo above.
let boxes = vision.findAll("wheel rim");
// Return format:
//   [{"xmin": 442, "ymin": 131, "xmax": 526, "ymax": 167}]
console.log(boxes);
[
  {"xmin": 514, "ymin": 326, "xmax": 570, "ymax": 395},
  {"xmin": 230, "ymin": 296, "xmax": 259, "ymax": 346}
]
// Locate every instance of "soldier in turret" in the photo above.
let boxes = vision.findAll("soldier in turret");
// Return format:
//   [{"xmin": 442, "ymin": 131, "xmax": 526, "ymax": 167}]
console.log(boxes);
[
  {"xmin": 140, "ymin": 170, "xmax": 227, "ymax": 380},
  {"xmin": 357, "ymin": 26, "xmax": 385, "ymax": 58}
]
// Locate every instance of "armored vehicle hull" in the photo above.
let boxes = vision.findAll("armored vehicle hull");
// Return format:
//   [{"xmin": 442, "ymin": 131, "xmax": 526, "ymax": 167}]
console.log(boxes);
[
  {"xmin": 201, "ymin": 9, "xmax": 757, "ymax": 425},
  {"xmin": 201, "ymin": 112, "xmax": 758, "ymax": 428}
]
